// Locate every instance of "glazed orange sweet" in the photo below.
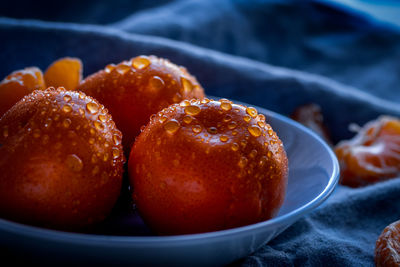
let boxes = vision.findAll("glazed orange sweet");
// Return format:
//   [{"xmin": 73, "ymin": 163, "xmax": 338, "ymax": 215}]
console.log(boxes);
[
  {"xmin": 375, "ymin": 219, "xmax": 400, "ymax": 267},
  {"xmin": 77, "ymin": 55, "xmax": 204, "ymax": 153},
  {"xmin": 0, "ymin": 87, "xmax": 125, "ymax": 229},
  {"xmin": 0, "ymin": 67, "xmax": 45, "ymax": 117},
  {"xmin": 335, "ymin": 116, "xmax": 400, "ymax": 187},
  {"xmin": 129, "ymin": 98, "xmax": 288, "ymax": 235},
  {"xmin": 44, "ymin": 57, "xmax": 83, "ymax": 91}
]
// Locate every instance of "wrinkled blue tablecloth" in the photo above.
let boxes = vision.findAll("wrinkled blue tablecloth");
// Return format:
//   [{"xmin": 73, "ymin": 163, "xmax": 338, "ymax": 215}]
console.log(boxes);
[{"xmin": 1, "ymin": 0, "xmax": 400, "ymax": 266}]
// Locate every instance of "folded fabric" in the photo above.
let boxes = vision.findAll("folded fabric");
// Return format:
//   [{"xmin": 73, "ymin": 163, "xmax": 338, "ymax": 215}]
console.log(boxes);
[{"xmin": 0, "ymin": 0, "xmax": 400, "ymax": 266}]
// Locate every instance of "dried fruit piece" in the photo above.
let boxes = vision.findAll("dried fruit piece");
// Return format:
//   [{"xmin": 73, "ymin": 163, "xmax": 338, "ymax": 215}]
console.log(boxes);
[
  {"xmin": 375, "ymin": 219, "xmax": 400, "ymax": 267},
  {"xmin": 0, "ymin": 87, "xmax": 124, "ymax": 229},
  {"xmin": 291, "ymin": 103, "xmax": 332, "ymax": 145},
  {"xmin": 335, "ymin": 116, "xmax": 400, "ymax": 187},
  {"xmin": 78, "ymin": 55, "xmax": 204, "ymax": 154},
  {"xmin": 44, "ymin": 57, "xmax": 83, "ymax": 91},
  {"xmin": 0, "ymin": 67, "xmax": 45, "ymax": 117},
  {"xmin": 128, "ymin": 98, "xmax": 288, "ymax": 235}
]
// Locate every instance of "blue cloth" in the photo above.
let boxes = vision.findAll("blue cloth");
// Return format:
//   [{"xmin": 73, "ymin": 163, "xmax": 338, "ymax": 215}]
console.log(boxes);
[{"xmin": 1, "ymin": 0, "xmax": 400, "ymax": 266}]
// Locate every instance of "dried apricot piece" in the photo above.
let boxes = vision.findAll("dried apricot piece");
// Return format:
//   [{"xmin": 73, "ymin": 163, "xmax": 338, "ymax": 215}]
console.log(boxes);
[
  {"xmin": 375, "ymin": 219, "xmax": 400, "ymax": 267},
  {"xmin": 128, "ymin": 99, "xmax": 288, "ymax": 235},
  {"xmin": 44, "ymin": 57, "xmax": 82, "ymax": 91},
  {"xmin": 335, "ymin": 116, "xmax": 400, "ymax": 187},
  {"xmin": 0, "ymin": 67, "xmax": 45, "ymax": 117},
  {"xmin": 290, "ymin": 103, "xmax": 332, "ymax": 145},
  {"xmin": 78, "ymin": 55, "xmax": 204, "ymax": 154},
  {"xmin": 0, "ymin": 87, "xmax": 124, "ymax": 230}
]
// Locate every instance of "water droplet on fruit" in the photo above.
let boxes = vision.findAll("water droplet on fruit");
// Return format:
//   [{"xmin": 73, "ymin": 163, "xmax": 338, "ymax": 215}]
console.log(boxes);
[
  {"xmin": 78, "ymin": 92, "xmax": 85, "ymax": 99},
  {"xmin": 105, "ymin": 64, "xmax": 116, "ymax": 73},
  {"xmin": 132, "ymin": 56, "xmax": 150, "ymax": 70},
  {"xmin": 94, "ymin": 121, "xmax": 104, "ymax": 131},
  {"xmin": 268, "ymin": 129, "xmax": 273, "ymax": 136},
  {"xmin": 116, "ymin": 64, "xmax": 131, "ymax": 75},
  {"xmin": 238, "ymin": 156, "xmax": 248, "ymax": 168},
  {"xmin": 76, "ymin": 108, "xmax": 83, "ymax": 117},
  {"xmin": 241, "ymin": 139, "xmax": 247, "ymax": 147},
  {"xmin": 63, "ymin": 95, "xmax": 72, "ymax": 102},
  {"xmin": 258, "ymin": 114, "xmax": 266, "ymax": 120},
  {"xmin": 89, "ymin": 138, "xmax": 95, "ymax": 144},
  {"xmin": 113, "ymin": 134, "xmax": 121, "ymax": 145},
  {"xmin": 44, "ymin": 118, "xmax": 52, "ymax": 128},
  {"xmin": 243, "ymin": 115, "xmax": 251, "ymax": 123},
  {"xmin": 164, "ymin": 120, "xmax": 180, "ymax": 134},
  {"xmin": 86, "ymin": 102, "xmax": 99, "ymax": 114},
  {"xmin": 220, "ymin": 135, "xmax": 229, "ymax": 142},
  {"xmin": 184, "ymin": 105, "xmax": 201, "ymax": 116},
  {"xmin": 257, "ymin": 121, "xmax": 266, "ymax": 128},
  {"xmin": 159, "ymin": 115, "xmax": 167, "ymax": 123},
  {"xmin": 183, "ymin": 115, "xmax": 193, "ymax": 124},
  {"xmin": 63, "ymin": 118, "xmax": 72, "ymax": 128},
  {"xmin": 103, "ymin": 153, "xmax": 109, "ymax": 162},
  {"xmin": 220, "ymin": 102, "xmax": 232, "ymax": 111},
  {"xmin": 149, "ymin": 76, "xmax": 165, "ymax": 91},
  {"xmin": 207, "ymin": 127, "xmax": 218, "ymax": 134},
  {"xmin": 248, "ymin": 125, "xmax": 262, "ymax": 137},
  {"xmin": 267, "ymin": 151, "xmax": 273, "ymax": 158},
  {"xmin": 179, "ymin": 100, "xmax": 190, "ymax": 107},
  {"xmin": 112, "ymin": 148, "xmax": 120, "ymax": 159},
  {"xmin": 231, "ymin": 143, "xmax": 239, "ymax": 151},
  {"xmin": 181, "ymin": 77, "xmax": 193, "ymax": 93},
  {"xmin": 246, "ymin": 107, "xmax": 258, "ymax": 118},
  {"xmin": 223, "ymin": 115, "xmax": 232, "ymax": 122},
  {"xmin": 192, "ymin": 125, "xmax": 202, "ymax": 133},
  {"xmin": 228, "ymin": 121, "xmax": 237, "ymax": 129},
  {"xmin": 232, "ymin": 130, "xmax": 238, "ymax": 136},
  {"xmin": 66, "ymin": 154, "xmax": 83, "ymax": 172},
  {"xmin": 98, "ymin": 115, "xmax": 107, "ymax": 122},
  {"xmin": 249, "ymin": 149, "xmax": 258, "ymax": 158},
  {"xmin": 201, "ymin": 98, "xmax": 210, "ymax": 104},
  {"xmin": 259, "ymin": 156, "xmax": 267, "ymax": 166},
  {"xmin": 63, "ymin": 104, "xmax": 72, "ymax": 113}
]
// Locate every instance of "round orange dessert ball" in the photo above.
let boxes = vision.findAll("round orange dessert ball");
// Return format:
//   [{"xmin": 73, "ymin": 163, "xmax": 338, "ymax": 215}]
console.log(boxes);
[
  {"xmin": 77, "ymin": 55, "xmax": 205, "ymax": 153},
  {"xmin": 0, "ymin": 87, "xmax": 125, "ymax": 229},
  {"xmin": 128, "ymin": 98, "xmax": 288, "ymax": 235}
]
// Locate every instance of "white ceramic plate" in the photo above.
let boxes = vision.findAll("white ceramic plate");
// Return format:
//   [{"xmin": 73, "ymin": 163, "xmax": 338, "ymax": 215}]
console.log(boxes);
[{"xmin": 0, "ymin": 103, "xmax": 339, "ymax": 266}]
